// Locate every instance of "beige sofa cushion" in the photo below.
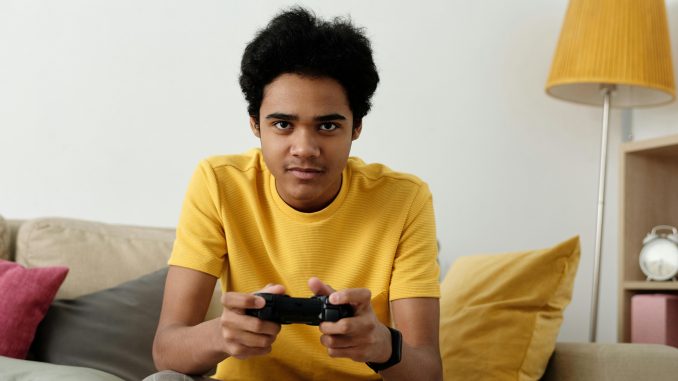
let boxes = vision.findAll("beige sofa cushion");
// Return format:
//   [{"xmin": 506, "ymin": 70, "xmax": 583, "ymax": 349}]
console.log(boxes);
[
  {"xmin": 542, "ymin": 342, "xmax": 678, "ymax": 381},
  {"xmin": 15, "ymin": 218, "xmax": 175, "ymax": 299},
  {"xmin": 0, "ymin": 215, "xmax": 10, "ymax": 261}
]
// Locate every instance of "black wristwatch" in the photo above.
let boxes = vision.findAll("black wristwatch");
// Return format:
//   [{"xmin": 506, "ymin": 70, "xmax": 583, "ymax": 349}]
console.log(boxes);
[{"xmin": 366, "ymin": 327, "xmax": 402, "ymax": 372}]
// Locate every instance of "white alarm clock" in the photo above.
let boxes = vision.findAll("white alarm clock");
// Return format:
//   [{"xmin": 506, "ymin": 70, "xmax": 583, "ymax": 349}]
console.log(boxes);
[{"xmin": 639, "ymin": 225, "xmax": 678, "ymax": 281}]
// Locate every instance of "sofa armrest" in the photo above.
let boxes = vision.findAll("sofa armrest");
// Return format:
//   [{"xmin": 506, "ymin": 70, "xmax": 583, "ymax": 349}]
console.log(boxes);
[
  {"xmin": 541, "ymin": 342, "xmax": 678, "ymax": 381},
  {"xmin": 0, "ymin": 356, "xmax": 125, "ymax": 381}
]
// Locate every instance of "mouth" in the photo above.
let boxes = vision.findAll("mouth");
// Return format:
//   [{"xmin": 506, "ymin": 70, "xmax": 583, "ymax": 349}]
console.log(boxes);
[{"xmin": 286, "ymin": 167, "xmax": 324, "ymax": 180}]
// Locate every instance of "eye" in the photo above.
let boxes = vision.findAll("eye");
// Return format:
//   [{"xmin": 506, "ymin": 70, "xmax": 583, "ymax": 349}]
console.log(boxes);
[
  {"xmin": 273, "ymin": 121, "xmax": 291, "ymax": 130},
  {"xmin": 318, "ymin": 123, "xmax": 339, "ymax": 131}
]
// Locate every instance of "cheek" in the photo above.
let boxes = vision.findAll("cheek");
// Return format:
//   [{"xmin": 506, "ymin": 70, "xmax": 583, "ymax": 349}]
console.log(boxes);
[
  {"xmin": 260, "ymin": 134, "xmax": 286, "ymax": 154},
  {"xmin": 329, "ymin": 142, "xmax": 353, "ymax": 169},
  {"xmin": 259, "ymin": 137, "xmax": 285, "ymax": 173}
]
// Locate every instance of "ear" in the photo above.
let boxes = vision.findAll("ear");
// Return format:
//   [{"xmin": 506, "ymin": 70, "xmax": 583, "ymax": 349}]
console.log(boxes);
[
  {"xmin": 250, "ymin": 116, "xmax": 261, "ymax": 138},
  {"xmin": 352, "ymin": 121, "xmax": 362, "ymax": 141}
]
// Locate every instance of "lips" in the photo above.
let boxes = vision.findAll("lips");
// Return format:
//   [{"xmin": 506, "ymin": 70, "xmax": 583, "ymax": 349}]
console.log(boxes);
[{"xmin": 286, "ymin": 167, "xmax": 324, "ymax": 180}]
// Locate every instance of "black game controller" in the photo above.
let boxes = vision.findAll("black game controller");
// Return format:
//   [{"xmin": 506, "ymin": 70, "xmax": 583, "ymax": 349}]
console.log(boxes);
[{"xmin": 245, "ymin": 293, "xmax": 353, "ymax": 325}]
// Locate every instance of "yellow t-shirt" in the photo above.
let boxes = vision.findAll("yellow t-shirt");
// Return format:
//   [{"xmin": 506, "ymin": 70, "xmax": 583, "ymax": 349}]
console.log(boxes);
[{"xmin": 169, "ymin": 148, "xmax": 439, "ymax": 381}]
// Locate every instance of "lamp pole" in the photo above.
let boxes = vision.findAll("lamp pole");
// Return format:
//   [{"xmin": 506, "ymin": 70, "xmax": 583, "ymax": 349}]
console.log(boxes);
[{"xmin": 589, "ymin": 84, "xmax": 614, "ymax": 342}]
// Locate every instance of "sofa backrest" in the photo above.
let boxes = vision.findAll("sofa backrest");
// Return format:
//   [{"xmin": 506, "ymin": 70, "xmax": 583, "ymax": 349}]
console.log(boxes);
[
  {"xmin": 0, "ymin": 215, "xmax": 13, "ymax": 261},
  {"xmin": 6, "ymin": 219, "xmax": 23, "ymax": 262},
  {"xmin": 13, "ymin": 217, "xmax": 174, "ymax": 300},
  {"xmin": 0, "ymin": 216, "xmax": 222, "ymax": 320}
]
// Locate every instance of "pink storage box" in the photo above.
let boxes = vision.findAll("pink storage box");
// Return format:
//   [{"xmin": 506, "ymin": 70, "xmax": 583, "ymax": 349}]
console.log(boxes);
[{"xmin": 631, "ymin": 294, "xmax": 678, "ymax": 348}]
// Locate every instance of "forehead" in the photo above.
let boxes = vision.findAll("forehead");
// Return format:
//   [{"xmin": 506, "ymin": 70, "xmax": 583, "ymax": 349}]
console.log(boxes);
[{"xmin": 261, "ymin": 73, "xmax": 350, "ymax": 113}]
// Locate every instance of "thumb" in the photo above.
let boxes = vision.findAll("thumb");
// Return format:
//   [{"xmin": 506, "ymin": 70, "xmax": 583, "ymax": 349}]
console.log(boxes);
[
  {"xmin": 308, "ymin": 277, "xmax": 335, "ymax": 296},
  {"xmin": 257, "ymin": 283, "xmax": 286, "ymax": 295},
  {"xmin": 252, "ymin": 283, "xmax": 286, "ymax": 309}
]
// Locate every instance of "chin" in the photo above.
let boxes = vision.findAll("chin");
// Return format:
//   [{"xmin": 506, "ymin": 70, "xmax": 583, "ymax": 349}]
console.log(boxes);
[{"xmin": 288, "ymin": 190, "xmax": 322, "ymax": 203}]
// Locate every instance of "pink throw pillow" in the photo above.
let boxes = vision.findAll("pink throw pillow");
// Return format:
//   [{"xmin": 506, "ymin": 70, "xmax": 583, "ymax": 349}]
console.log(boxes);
[{"xmin": 0, "ymin": 260, "xmax": 68, "ymax": 359}]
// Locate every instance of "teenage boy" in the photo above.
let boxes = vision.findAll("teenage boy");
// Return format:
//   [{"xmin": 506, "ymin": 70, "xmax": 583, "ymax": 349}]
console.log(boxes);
[{"xmin": 151, "ymin": 7, "xmax": 442, "ymax": 381}]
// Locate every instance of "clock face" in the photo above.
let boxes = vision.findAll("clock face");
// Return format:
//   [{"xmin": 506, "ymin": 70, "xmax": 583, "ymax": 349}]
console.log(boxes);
[{"xmin": 640, "ymin": 239, "xmax": 678, "ymax": 281}]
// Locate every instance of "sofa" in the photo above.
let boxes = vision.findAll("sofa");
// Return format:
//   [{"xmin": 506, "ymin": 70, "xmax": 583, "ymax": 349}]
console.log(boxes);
[{"xmin": 1, "ymin": 215, "xmax": 677, "ymax": 381}]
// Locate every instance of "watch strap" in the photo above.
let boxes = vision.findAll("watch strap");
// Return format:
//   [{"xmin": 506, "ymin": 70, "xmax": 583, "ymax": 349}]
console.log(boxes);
[{"xmin": 366, "ymin": 327, "xmax": 402, "ymax": 372}]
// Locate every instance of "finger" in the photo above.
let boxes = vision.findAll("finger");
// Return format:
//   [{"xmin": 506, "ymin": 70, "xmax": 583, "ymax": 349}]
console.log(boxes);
[
  {"xmin": 256, "ymin": 283, "xmax": 286, "ymax": 295},
  {"xmin": 227, "ymin": 343, "xmax": 274, "ymax": 360},
  {"xmin": 308, "ymin": 277, "xmax": 335, "ymax": 296},
  {"xmin": 251, "ymin": 283, "xmax": 286, "ymax": 309},
  {"xmin": 221, "ymin": 292, "xmax": 265, "ymax": 311},
  {"xmin": 221, "ymin": 308, "xmax": 281, "ymax": 335},
  {"xmin": 325, "ymin": 347, "xmax": 366, "ymax": 362},
  {"xmin": 242, "ymin": 315, "xmax": 282, "ymax": 336},
  {"xmin": 222, "ymin": 326, "xmax": 277, "ymax": 349},
  {"xmin": 328, "ymin": 288, "xmax": 372, "ymax": 311},
  {"xmin": 319, "ymin": 316, "xmax": 357, "ymax": 335},
  {"xmin": 320, "ymin": 333, "xmax": 356, "ymax": 349},
  {"xmin": 220, "ymin": 310, "xmax": 281, "ymax": 360}
]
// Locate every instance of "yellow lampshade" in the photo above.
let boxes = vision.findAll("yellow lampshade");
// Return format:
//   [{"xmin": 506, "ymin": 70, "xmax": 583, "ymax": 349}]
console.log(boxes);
[{"xmin": 546, "ymin": 0, "xmax": 675, "ymax": 107}]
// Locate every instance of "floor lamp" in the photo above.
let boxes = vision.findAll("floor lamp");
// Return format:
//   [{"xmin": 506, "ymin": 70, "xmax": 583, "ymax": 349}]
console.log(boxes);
[{"xmin": 545, "ymin": 0, "xmax": 675, "ymax": 342}]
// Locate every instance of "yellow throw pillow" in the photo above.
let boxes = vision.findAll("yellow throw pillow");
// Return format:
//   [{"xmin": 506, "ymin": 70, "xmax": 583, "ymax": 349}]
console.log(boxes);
[{"xmin": 440, "ymin": 236, "xmax": 580, "ymax": 381}]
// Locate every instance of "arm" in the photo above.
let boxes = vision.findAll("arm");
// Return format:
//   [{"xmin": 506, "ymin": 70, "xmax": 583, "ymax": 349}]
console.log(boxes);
[
  {"xmin": 152, "ymin": 265, "xmax": 284, "ymax": 375},
  {"xmin": 379, "ymin": 183, "xmax": 441, "ymax": 379},
  {"xmin": 382, "ymin": 297, "xmax": 442, "ymax": 381},
  {"xmin": 152, "ymin": 266, "xmax": 225, "ymax": 375}
]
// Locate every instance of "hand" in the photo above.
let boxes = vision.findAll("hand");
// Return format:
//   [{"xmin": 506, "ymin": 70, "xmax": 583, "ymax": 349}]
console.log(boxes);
[
  {"xmin": 218, "ymin": 283, "xmax": 286, "ymax": 359},
  {"xmin": 308, "ymin": 277, "xmax": 392, "ymax": 363}
]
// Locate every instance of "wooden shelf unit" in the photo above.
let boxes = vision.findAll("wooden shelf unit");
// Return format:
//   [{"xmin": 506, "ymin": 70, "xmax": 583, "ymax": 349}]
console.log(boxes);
[
  {"xmin": 619, "ymin": 133, "xmax": 678, "ymax": 342},
  {"xmin": 624, "ymin": 281, "xmax": 678, "ymax": 291}
]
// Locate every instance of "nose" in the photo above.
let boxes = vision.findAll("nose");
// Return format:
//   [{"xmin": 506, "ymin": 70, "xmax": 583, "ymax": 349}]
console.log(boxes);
[{"xmin": 290, "ymin": 127, "xmax": 320, "ymax": 158}]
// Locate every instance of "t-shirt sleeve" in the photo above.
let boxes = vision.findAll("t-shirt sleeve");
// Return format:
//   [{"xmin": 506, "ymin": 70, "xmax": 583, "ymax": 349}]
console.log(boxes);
[
  {"xmin": 168, "ymin": 160, "xmax": 227, "ymax": 278},
  {"xmin": 389, "ymin": 182, "xmax": 440, "ymax": 300}
]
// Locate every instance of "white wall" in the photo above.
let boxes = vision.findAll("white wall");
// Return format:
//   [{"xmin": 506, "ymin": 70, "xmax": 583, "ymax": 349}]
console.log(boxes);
[{"xmin": 2, "ymin": 0, "xmax": 677, "ymax": 343}]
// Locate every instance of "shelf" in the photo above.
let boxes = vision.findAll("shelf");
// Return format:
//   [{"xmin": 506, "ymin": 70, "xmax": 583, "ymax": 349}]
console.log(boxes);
[
  {"xmin": 622, "ymin": 133, "xmax": 678, "ymax": 155},
  {"xmin": 623, "ymin": 281, "xmax": 678, "ymax": 291},
  {"xmin": 619, "ymin": 133, "xmax": 678, "ymax": 342}
]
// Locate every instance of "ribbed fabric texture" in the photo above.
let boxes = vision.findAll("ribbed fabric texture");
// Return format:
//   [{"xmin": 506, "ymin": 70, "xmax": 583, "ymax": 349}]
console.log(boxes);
[
  {"xmin": 546, "ymin": 0, "xmax": 675, "ymax": 106},
  {"xmin": 169, "ymin": 149, "xmax": 439, "ymax": 381}
]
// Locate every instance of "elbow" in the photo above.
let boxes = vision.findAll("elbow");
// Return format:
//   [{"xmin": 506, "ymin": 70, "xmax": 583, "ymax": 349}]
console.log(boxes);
[
  {"xmin": 429, "ymin": 356, "xmax": 443, "ymax": 381},
  {"xmin": 432, "ymin": 363, "xmax": 443, "ymax": 381},
  {"xmin": 426, "ymin": 347, "xmax": 443, "ymax": 381},
  {"xmin": 151, "ymin": 332, "xmax": 168, "ymax": 371}
]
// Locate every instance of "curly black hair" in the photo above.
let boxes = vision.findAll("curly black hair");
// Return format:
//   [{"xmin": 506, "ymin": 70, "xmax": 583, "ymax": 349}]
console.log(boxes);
[{"xmin": 239, "ymin": 7, "xmax": 379, "ymax": 125}]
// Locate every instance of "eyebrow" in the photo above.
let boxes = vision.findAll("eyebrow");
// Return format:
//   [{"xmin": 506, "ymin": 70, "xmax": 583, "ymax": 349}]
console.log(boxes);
[{"xmin": 265, "ymin": 112, "xmax": 347, "ymax": 122}]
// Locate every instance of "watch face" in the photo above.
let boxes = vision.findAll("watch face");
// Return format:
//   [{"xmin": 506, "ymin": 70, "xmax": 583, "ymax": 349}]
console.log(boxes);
[{"xmin": 640, "ymin": 239, "xmax": 678, "ymax": 281}]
